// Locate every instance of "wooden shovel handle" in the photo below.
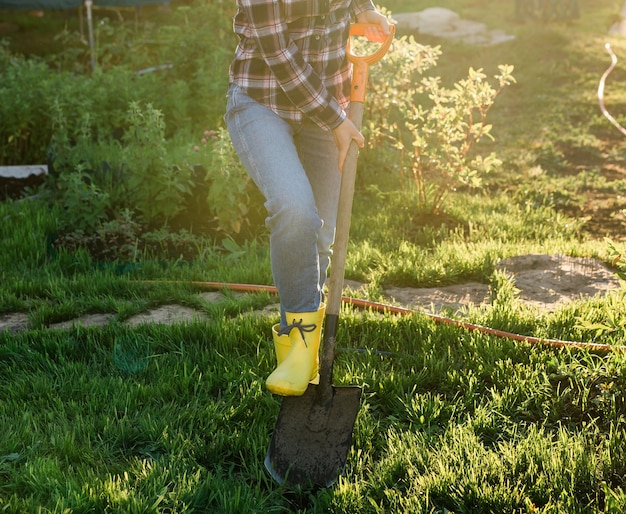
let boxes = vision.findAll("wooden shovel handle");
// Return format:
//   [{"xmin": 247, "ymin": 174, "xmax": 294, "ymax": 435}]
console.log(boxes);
[
  {"xmin": 319, "ymin": 23, "xmax": 394, "ymax": 390},
  {"xmin": 325, "ymin": 103, "xmax": 363, "ymax": 319},
  {"xmin": 326, "ymin": 23, "xmax": 394, "ymax": 318}
]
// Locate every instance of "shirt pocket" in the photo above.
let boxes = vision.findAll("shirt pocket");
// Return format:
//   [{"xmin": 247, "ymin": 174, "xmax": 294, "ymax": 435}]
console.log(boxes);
[{"xmin": 282, "ymin": 0, "xmax": 330, "ymax": 23}]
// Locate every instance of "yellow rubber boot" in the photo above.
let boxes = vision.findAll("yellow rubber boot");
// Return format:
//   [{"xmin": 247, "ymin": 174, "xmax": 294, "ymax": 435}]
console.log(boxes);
[
  {"xmin": 266, "ymin": 304, "xmax": 325, "ymax": 396},
  {"xmin": 271, "ymin": 323, "xmax": 319, "ymax": 385}
]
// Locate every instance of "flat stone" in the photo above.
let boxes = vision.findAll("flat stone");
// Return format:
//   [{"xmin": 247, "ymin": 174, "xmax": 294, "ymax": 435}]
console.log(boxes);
[
  {"xmin": 385, "ymin": 283, "xmax": 491, "ymax": 313},
  {"xmin": 0, "ymin": 312, "xmax": 30, "ymax": 333},
  {"xmin": 608, "ymin": 1, "xmax": 626, "ymax": 35},
  {"xmin": 198, "ymin": 291, "xmax": 227, "ymax": 304},
  {"xmin": 609, "ymin": 19, "xmax": 626, "ymax": 36},
  {"xmin": 124, "ymin": 305, "xmax": 209, "ymax": 327},
  {"xmin": 489, "ymin": 30, "xmax": 517, "ymax": 45},
  {"xmin": 425, "ymin": 18, "xmax": 487, "ymax": 38},
  {"xmin": 393, "ymin": 8, "xmax": 515, "ymax": 46},
  {"xmin": 48, "ymin": 313, "xmax": 114, "ymax": 330},
  {"xmin": 243, "ymin": 303, "xmax": 281, "ymax": 319},
  {"xmin": 343, "ymin": 279, "xmax": 369, "ymax": 294},
  {"xmin": 497, "ymin": 254, "xmax": 621, "ymax": 310}
]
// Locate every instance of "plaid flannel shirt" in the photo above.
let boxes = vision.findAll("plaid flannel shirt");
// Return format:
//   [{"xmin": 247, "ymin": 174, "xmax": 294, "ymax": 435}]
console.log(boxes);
[{"xmin": 229, "ymin": 0, "xmax": 376, "ymax": 130}]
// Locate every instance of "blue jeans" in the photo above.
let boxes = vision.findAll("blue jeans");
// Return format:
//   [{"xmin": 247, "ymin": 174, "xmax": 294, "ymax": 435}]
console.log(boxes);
[{"xmin": 225, "ymin": 84, "xmax": 341, "ymax": 327}]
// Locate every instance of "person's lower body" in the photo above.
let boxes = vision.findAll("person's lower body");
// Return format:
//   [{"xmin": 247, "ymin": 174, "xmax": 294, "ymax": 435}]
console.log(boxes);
[{"xmin": 225, "ymin": 84, "xmax": 342, "ymax": 396}]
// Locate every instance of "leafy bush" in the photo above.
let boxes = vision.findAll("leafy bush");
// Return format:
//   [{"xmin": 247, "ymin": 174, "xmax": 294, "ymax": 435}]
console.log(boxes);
[
  {"xmin": 0, "ymin": 46, "xmax": 76, "ymax": 166},
  {"xmin": 188, "ymin": 127, "xmax": 257, "ymax": 235},
  {"xmin": 121, "ymin": 102, "xmax": 195, "ymax": 226},
  {"xmin": 362, "ymin": 33, "xmax": 441, "ymax": 153},
  {"xmin": 608, "ymin": 239, "xmax": 626, "ymax": 287},
  {"xmin": 46, "ymin": 104, "xmax": 262, "ymax": 261},
  {"xmin": 54, "ymin": 164, "xmax": 111, "ymax": 234},
  {"xmin": 49, "ymin": 102, "xmax": 191, "ymax": 227},
  {"xmin": 0, "ymin": 47, "xmax": 154, "ymax": 166},
  {"xmin": 367, "ymin": 35, "xmax": 515, "ymax": 215}
]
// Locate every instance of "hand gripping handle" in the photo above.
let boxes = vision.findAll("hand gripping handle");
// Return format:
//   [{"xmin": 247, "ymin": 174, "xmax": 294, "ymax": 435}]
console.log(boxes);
[{"xmin": 347, "ymin": 23, "xmax": 395, "ymax": 103}]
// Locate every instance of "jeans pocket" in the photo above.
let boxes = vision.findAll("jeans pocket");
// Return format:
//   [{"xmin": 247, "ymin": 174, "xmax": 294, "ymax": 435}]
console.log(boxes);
[
  {"xmin": 224, "ymin": 84, "xmax": 240, "ymax": 123},
  {"xmin": 225, "ymin": 84, "xmax": 261, "ymax": 124}
]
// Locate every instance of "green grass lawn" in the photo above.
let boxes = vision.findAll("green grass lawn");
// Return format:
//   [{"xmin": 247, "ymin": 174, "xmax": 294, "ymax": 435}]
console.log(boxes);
[
  {"xmin": 3, "ymin": 301, "xmax": 626, "ymax": 512},
  {"xmin": 3, "ymin": 0, "xmax": 626, "ymax": 512}
]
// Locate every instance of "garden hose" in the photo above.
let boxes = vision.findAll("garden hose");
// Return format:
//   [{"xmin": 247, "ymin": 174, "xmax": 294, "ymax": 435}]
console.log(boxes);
[
  {"xmin": 598, "ymin": 43, "xmax": 626, "ymax": 137},
  {"xmin": 140, "ymin": 280, "xmax": 626, "ymax": 354}
]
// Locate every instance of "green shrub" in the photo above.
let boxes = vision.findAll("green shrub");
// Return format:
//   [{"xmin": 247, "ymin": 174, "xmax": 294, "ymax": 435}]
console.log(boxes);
[
  {"xmin": 121, "ymin": 102, "xmax": 194, "ymax": 227},
  {"xmin": 366, "ymin": 36, "xmax": 515, "ymax": 215},
  {"xmin": 608, "ymin": 240, "xmax": 626, "ymax": 280},
  {"xmin": 46, "ymin": 105, "xmax": 262, "ymax": 260},
  {"xmin": 187, "ymin": 127, "xmax": 257, "ymax": 236},
  {"xmin": 55, "ymin": 164, "xmax": 111, "ymax": 234},
  {"xmin": 0, "ymin": 47, "xmax": 72, "ymax": 165},
  {"xmin": 0, "ymin": 47, "xmax": 154, "ymax": 166},
  {"xmin": 363, "ymin": 33, "xmax": 441, "ymax": 153}
]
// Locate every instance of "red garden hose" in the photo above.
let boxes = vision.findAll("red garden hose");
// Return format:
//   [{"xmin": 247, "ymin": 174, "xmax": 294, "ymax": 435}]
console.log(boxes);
[{"xmin": 140, "ymin": 280, "xmax": 626, "ymax": 354}]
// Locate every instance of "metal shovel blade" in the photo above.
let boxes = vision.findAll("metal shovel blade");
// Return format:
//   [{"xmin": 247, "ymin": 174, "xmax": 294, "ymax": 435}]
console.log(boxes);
[{"xmin": 264, "ymin": 383, "xmax": 362, "ymax": 488}]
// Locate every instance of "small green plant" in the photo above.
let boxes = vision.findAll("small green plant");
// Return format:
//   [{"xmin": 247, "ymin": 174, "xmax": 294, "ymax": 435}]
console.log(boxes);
[
  {"xmin": 94, "ymin": 208, "xmax": 141, "ymax": 262},
  {"xmin": 122, "ymin": 102, "xmax": 194, "ymax": 227},
  {"xmin": 140, "ymin": 226, "xmax": 206, "ymax": 261},
  {"xmin": 55, "ymin": 164, "xmax": 110, "ymax": 234},
  {"xmin": 608, "ymin": 239, "xmax": 626, "ymax": 278},
  {"xmin": 52, "ymin": 208, "xmax": 139, "ymax": 262},
  {"xmin": 189, "ymin": 127, "xmax": 255, "ymax": 236},
  {"xmin": 570, "ymin": 239, "xmax": 626, "ymax": 340}
]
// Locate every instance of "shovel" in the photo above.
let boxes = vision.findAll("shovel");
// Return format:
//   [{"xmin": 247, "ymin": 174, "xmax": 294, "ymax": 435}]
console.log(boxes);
[{"xmin": 264, "ymin": 23, "xmax": 394, "ymax": 489}]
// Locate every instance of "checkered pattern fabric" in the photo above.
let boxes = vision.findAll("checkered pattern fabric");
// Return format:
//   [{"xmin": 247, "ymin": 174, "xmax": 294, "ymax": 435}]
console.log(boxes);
[{"xmin": 229, "ymin": 0, "xmax": 375, "ymax": 130}]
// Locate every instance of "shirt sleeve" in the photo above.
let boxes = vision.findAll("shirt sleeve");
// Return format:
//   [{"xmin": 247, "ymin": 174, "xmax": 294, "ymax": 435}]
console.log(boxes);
[{"xmin": 238, "ymin": 0, "xmax": 347, "ymax": 130}]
